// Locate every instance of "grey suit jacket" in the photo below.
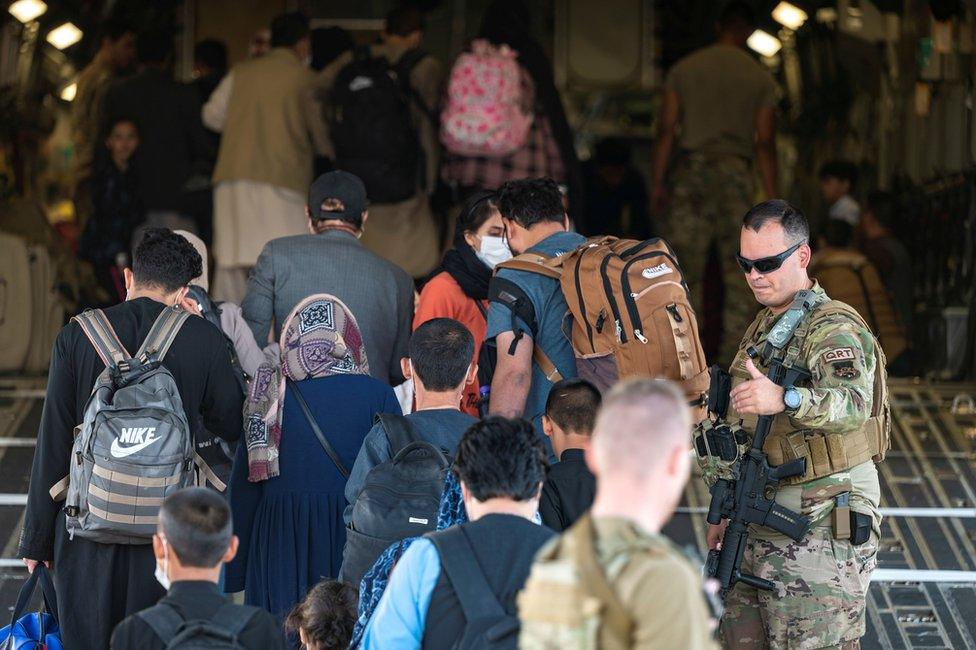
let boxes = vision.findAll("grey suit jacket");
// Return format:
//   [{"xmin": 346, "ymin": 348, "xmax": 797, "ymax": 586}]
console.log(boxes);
[{"xmin": 241, "ymin": 229, "xmax": 414, "ymax": 385}]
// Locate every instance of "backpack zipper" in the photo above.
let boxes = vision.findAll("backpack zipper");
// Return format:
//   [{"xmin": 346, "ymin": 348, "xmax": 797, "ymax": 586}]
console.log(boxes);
[
  {"xmin": 667, "ymin": 303, "xmax": 683, "ymax": 322},
  {"xmin": 574, "ymin": 250, "xmax": 596, "ymax": 352},
  {"xmin": 620, "ymin": 251, "xmax": 679, "ymax": 344},
  {"xmin": 599, "ymin": 254, "xmax": 626, "ymax": 343}
]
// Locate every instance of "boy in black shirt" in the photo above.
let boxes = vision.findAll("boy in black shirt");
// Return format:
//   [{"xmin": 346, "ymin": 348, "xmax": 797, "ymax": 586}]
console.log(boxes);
[
  {"xmin": 111, "ymin": 488, "xmax": 285, "ymax": 649},
  {"xmin": 538, "ymin": 379, "xmax": 601, "ymax": 531}
]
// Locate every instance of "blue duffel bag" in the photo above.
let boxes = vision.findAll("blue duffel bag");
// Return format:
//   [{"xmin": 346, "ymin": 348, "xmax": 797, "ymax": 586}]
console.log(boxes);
[{"xmin": 0, "ymin": 565, "xmax": 62, "ymax": 650}]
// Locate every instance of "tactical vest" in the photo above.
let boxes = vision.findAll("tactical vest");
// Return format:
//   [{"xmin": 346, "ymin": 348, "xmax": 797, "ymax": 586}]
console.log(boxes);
[{"xmin": 730, "ymin": 299, "xmax": 890, "ymax": 486}]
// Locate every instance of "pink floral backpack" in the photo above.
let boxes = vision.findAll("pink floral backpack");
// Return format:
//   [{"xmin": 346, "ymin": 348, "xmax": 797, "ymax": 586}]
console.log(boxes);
[{"xmin": 440, "ymin": 39, "xmax": 533, "ymax": 157}]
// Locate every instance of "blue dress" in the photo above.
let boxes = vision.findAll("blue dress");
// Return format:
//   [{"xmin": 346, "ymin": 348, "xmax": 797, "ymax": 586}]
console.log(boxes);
[{"xmin": 225, "ymin": 374, "xmax": 401, "ymax": 621}]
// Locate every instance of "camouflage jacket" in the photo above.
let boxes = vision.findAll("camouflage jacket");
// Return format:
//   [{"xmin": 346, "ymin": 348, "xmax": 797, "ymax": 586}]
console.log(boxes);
[
  {"xmin": 728, "ymin": 281, "xmax": 882, "ymax": 529},
  {"xmin": 518, "ymin": 514, "xmax": 718, "ymax": 650}
]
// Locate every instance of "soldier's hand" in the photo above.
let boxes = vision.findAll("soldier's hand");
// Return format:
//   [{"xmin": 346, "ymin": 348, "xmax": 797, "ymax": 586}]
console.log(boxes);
[
  {"xmin": 730, "ymin": 359, "xmax": 785, "ymax": 415},
  {"xmin": 707, "ymin": 521, "xmax": 728, "ymax": 550}
]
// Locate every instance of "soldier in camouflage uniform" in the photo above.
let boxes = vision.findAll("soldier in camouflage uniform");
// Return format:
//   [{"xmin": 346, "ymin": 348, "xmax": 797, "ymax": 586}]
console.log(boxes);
[
  {"xmin": 651, "ymin": 3, "xmax": 779, "ymax": 366},
  {"xmin": 711, "ymin": 200, "xmax": 886, "ymax": 649},
  {"xmin": 519, "ymin": 379, "xmax": 718, "ymax": 650}
]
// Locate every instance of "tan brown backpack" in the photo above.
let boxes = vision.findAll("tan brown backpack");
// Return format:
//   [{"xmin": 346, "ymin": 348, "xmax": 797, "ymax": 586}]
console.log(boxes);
[{"xmin": 491, "ymin": 236, "xmax": 709, "ymax": 412}]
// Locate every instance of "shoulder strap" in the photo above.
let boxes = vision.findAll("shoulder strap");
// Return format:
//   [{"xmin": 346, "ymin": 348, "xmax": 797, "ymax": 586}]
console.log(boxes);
[
  {"xmin": 378, "ymin": 412, "xmax": 416, "ymax": 455},
  {"xmin": 487, "ymin": 276, "xmax": 563, "ymax": 381},
  {"xmin": 72, "ymin": 309, "xmax": 131, "ymax": 370},
  {"xmin": 496, "ymin": 252, "xmax": 562, "ymax": 280},
  {"xmin": 138, "ymin": 603, "xmax": 186, "ymax": 645},
  {"xmin": 287, "ymin": 378, "xmax": 350, "ymax": 478},
  {"xmin": 136, "ymin": 306, "xmax": 190, "ymax": 362},
  {"xmin": 209, "ymin": 602, "xmax": 261, "ymax": 638},
  {"xmin": 428, "ymin": 526, "xmax": 506, "ymax": 621},
  {"xmin": 569, "ymin": 515, "xmax": 634, "ymax": 643}
]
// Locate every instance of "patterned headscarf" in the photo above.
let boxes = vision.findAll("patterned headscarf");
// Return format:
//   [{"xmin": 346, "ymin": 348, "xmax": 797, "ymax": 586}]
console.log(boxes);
[
  {"xmin": 244, "ymin": 294, "xmax": 369, "ymax": 482},
  {"xmin": 349, "ymin": 472, "xmax": 468, "ymax": 648}
]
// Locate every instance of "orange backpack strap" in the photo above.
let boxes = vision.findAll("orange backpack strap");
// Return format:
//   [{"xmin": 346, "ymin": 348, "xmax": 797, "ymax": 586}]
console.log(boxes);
[{"xmin": 496, "ymin": 252, "xmax": 562, "ymax": 279}]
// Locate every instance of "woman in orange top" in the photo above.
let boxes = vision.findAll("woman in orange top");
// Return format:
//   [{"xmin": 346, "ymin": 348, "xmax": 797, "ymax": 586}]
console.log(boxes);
[{"xmin": 414, "ymin": 191, "xmax": 511, "ymax": 416}]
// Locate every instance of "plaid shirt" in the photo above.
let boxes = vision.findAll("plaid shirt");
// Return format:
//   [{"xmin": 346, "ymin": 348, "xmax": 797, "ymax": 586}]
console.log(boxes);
[{"xmin": 440, "ymin": 108, "xmax": 566, "ymax": 190}]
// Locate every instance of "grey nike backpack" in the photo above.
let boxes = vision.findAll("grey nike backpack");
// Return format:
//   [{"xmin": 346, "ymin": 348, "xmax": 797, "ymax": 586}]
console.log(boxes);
[{"xmin": 51, "ymin": 307, "xmax": 200, "ymax": 544}]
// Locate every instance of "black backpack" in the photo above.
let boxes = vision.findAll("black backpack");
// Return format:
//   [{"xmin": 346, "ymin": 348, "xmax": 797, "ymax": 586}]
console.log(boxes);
[
  {"xmin": 330, "ymin": 46, "xmax": 431, "ymax": 204},
  {"xmin": 185, "ymin": 284, "xmax": 245, "ymax": 491},
  {"xmin": 339, "ymin": 413, "xmax": 450, "ymax": 587},
  {"xmin": 427, "ymin": 526, "xmax": 519, "ymax": 649},
  {"xmin": 138, "ymin": 601, "xmax": 261, "ymax": 650}
]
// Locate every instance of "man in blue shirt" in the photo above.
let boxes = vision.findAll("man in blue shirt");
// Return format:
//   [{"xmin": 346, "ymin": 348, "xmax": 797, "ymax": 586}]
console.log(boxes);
[
  {"xmin": 360, "ymin": 417, "xmax": 553, "ymax": 649},
  {"xmin": 486, "ymin": 178, "xmax": 586, "ymax": 434},
  {"xmin": 343, "ymin": 318, "xmax": 479, "ymax": 524}
]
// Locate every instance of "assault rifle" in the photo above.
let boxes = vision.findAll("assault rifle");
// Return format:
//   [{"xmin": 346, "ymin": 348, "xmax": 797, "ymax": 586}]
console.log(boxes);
[{"xmin": 704, "ymin": 347, "xmax": 812, "ymax": 597}]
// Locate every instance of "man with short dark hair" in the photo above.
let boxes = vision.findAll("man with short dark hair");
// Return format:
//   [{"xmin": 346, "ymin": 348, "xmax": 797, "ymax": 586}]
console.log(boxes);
[
  {"xmin": 204, "ymin": 11, "xmax": 331, "ymax": 302},
  {"xmin": 343, "ymin": 317, "xmax": 479, "ymax": 522},
  {"xmin": 111, "ymin": 488, "xmax": 286, "ymax": 649},
  {"xmin": 102, "ymin": 29, "xmax": 211, "ymax": 234},
  {"xmin": 487, "ymin": 177, "xmax": 585, "ymax": 437},
  {"xmin": 361, "ymin": 417, "xmax": 554, "ymax": 648},
  {"xmin": 538, "ymin": 378, "xmax": 601, "ymax": 531},
  {"xmin": 317, "ymin": 4, "xmax": 442, "ymax": 278},
  {"xmin": 819, "ymin": 160, "xmax": 861, "ymax": 227},
  {"xmin": 652, "ymin": 1, "xmax": 779, "ymax": 365},
  {"xmin": 20, "ymin": 228, "xmax": 244, "ymax": 649},
  {"xmin": 715, "ymin": 199, "xmax": 885, "ymax": 648},
  {"xmin": 242, "ymin": 170, "xmax": 414, "ymax": 384}
]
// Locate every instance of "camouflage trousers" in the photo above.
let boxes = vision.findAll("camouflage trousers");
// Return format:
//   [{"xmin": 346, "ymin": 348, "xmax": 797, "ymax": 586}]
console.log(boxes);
[
  {"xmin": 664, "ymin": 153, "xmax": 758, "ymax": 366},
  {"xmin": 721, "ymin": 526, "xmax": 878, "ymax": 650}
]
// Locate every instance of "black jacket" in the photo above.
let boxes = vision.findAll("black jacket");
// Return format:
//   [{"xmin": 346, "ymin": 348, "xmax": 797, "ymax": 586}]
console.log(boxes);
[
  {"xmin": 538, "ymin": 448, "xmax": 596, "ymax": 532},
  {"xmin": 422, "ymin": 514, "xmax": 554, "ymax": 648},
  {"xmin": 111, "ymin": 581, "xmax": 286, "ymax": 650}
]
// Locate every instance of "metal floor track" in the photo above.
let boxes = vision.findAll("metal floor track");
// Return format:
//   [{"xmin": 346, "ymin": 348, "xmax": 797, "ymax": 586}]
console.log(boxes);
[{"xmin": 1, "ymin": 377, "xmax": 975, "ymax": 648}]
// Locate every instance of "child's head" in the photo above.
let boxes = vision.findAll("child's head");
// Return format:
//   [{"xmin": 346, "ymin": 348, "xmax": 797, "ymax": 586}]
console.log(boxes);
[
  {"xmin": 818, "ymin": 160, "xmax": 857, "ymax": 204},
  {"xmin": 542, "ymin": 378, "xmax": 602, "ymax": 457},
  {"xmin": 105, "ymin": 118, "xmax": 139, "ymax": 166},
  {"xmin": 286, "ymin": 580, "xmax": 358, "ymax": 650}
]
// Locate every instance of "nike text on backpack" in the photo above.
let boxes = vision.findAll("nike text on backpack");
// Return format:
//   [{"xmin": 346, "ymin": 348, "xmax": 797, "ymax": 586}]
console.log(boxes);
[
  {"xmin": 488, "ymin": 236, "xmax": 709, "ymax": 413},
  {"xmin": 48, "ymin": 307, "xmax": 224, "ymax": 544},
  {"xmin": 427, "ymin": 526, "xmax": 519, "ymax": 649},
  {"xmin": 138, "ymin": 602, "xmax": 261, "ymax": 650},
  {"xmin": 339, "ymin": 413, "xmax": 449, "ymax": 587},
  {"xmin": 330, "ymin": 46, "xmax": 433, "ymax": 203},
  {"xmin": 440, "ymin": 39, "xmax": 533, "ymax": 157}
]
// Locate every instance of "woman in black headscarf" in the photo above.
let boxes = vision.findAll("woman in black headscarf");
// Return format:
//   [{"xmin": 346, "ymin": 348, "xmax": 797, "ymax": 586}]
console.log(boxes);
[{"xmin": 414, "ymin": 191, "xmax": 510, "ymax": 416}]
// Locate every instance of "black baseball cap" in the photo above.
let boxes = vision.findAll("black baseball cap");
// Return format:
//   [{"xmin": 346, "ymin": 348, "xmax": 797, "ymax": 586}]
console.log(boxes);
[{"xmin": 307, "ymin": 171, "xmax": 368, "ymax": 222}]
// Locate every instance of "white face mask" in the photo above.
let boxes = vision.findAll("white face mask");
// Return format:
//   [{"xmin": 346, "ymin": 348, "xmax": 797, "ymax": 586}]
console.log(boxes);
[
  {"xmin": 475, "ymin": 235, "xmax": 512, "ymax": 269},
  {"xmin": 154, "ymin": 536, "xmax": 171, "ymax": 590}
]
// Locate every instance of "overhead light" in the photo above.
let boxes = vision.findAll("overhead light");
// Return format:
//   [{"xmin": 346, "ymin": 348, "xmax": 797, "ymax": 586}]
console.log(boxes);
[
  {"xmin": 60, "ymin": 82, "xmax": 77, "ymax": 101},
  {"xmin": 46, "ymin": 23, "xmax": 83, "ymax": 50},
  {"xmin": 816, "ymin": 7, "xmax": 838, "ymax": 23},
  {"xmin": 8, "ymin": 0, "xmax": 47, "ymax": 23},
  {"xmin": 772, "ymin": 2, "xmax": 808, "ymax": 30},
  {"xmin": 747, "ymin": 30, "xmax": 782, "ymax": 57}
]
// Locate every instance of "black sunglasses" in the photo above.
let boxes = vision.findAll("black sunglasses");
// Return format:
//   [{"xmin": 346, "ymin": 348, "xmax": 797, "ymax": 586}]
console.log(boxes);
[{"xmin": 735, "ymin": 241, "xmax": 804, "ymax": 274}]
